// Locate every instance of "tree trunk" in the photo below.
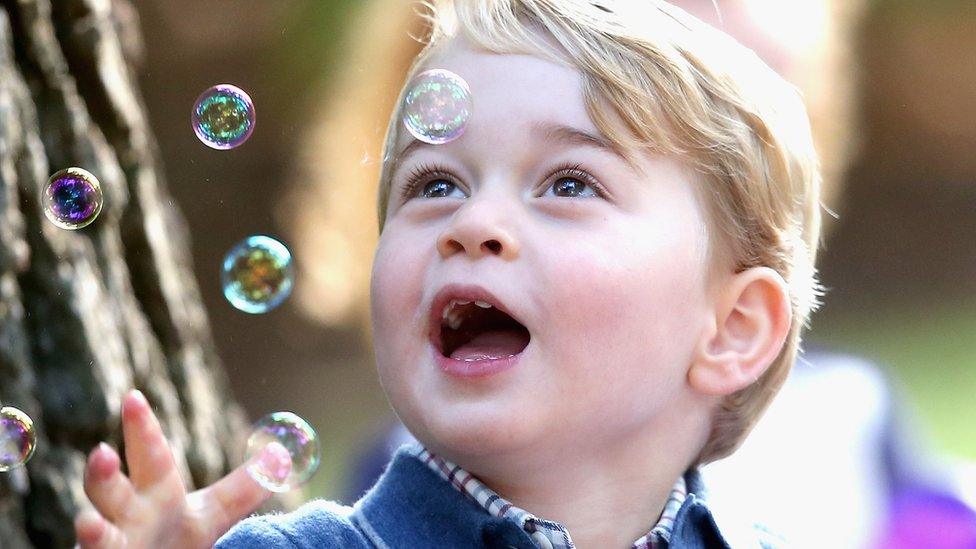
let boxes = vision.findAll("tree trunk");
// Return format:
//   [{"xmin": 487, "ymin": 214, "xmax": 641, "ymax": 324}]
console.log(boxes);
[{"xmin": 0, "ymin": 0, "xmax": 249, "ymax": 546}]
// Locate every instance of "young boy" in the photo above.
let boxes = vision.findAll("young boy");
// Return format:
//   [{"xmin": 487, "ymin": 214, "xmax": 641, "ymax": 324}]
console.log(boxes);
[{"xmin": 74, "ymin": 0, "xmax": 823, "ymax": 547}]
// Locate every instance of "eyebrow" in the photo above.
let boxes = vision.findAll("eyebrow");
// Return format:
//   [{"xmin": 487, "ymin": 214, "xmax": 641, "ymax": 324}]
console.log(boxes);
[
  {"xmin": 533, "ymin": 122, "xmax": 635, "ymax": 167},
  {"xmin": 391, "ymin": 120, "xmax": 637, "ymax": 172}
]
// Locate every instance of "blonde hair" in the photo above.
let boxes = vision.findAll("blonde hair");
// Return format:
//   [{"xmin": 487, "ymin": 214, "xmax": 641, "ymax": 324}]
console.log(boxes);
[{"xmin": 375, "ymin": 0, "xmax": 825, "ymax": 463}]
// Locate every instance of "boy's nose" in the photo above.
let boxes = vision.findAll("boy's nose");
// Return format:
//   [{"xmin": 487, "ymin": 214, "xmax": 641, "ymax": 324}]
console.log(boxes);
[{"xmin": 435, "ymin": 202, "xmax": 520, "ymax": 261}]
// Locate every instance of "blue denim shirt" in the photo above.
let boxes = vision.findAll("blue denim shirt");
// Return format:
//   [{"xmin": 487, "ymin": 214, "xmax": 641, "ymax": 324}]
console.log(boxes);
[{"xmin": 216, "ymin": 445, "xmax": 776, "ymax": 548}]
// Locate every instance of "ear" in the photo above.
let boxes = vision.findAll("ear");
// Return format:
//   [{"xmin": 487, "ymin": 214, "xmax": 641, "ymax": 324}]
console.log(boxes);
[{"xmin": 688, "ymin": 266, "xmax": 793, "ymax": 396}]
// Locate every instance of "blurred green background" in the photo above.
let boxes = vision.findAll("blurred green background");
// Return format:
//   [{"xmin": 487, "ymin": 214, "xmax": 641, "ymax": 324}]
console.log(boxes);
[{"xmin": 130, "ymin": 0, "xmax": 976, "ymax": 502}]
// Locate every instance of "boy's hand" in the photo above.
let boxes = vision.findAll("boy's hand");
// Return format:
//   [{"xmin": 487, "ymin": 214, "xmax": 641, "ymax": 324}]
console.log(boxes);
[{"xmin": 73, "ymin": 390, "xmax": 287, "ymax": 549}]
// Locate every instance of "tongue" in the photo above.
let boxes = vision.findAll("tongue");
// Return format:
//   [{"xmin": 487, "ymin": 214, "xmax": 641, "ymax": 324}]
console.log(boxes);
[{"xmin": 449, "ymin": 329, "xmax": 528, "ymax": 361}]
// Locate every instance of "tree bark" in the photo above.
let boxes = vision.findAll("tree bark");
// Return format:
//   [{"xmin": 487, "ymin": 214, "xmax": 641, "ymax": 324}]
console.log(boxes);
[{"xmin": 0, "ymin": 0, "xmax": 249, "ymax": 546}]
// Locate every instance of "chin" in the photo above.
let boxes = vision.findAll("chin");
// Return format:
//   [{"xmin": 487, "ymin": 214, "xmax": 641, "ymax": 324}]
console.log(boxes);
[{"xmin": 409, "ymin": 399, "xmax": 542, "ymax": 460}]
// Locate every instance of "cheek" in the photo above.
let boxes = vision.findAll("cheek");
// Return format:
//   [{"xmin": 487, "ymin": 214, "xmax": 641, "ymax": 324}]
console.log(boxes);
[
  {"xmin": 535, "ymin": 220, "xmax": 707, "ymax": 403},
  {"xmin": 370, "ymin": 232, "xmax": 428, "ymax": 375}
]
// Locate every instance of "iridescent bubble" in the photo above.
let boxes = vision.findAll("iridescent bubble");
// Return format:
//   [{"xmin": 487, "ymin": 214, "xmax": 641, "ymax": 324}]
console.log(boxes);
[
  {"xmin": 244, "ymin": 412, "xmax": 320, "ymax": 492},
  {"xmin": 0, "ymin": 406, "xmax": 36, "ymax": 472},
  {"xmin": 221, "ymin": 235, "xmax": 294, "ymax": 314},
  {"xmin": 402, "ymin": 69, "xmax": 472, "ymax": 145},
  {"xmin": 192, "ymin": 84, "xmax": 256, "ymax": 150},
  {"xmin": 41, "ymin": 167, "xmax": 103, "ymax": 230}
]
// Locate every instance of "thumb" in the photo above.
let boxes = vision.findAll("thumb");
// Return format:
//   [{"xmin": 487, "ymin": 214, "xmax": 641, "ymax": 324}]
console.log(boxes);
[{"xmin": 192, "ymin": 442, "xmax": 292, "ymax": 541}]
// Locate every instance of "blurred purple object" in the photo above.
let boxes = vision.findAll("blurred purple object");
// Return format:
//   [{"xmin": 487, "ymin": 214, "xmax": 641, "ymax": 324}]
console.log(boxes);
[{"xmin": 875, "ymin": 486, "xmax": 976, "ymax": 549}]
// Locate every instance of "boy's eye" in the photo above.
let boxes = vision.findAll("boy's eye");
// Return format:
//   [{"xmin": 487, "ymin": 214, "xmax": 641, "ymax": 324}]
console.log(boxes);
[
  {"xmin": 400, "ymin": 163, "xmax": 465, "ymax": 201},
  {"xmin": 419, "ymin": 179, "xmax": 458, "ymax": 198},
  {"xmin": 541, "ymin": 164, "xmax": 606, "ymax": 198},
  {"xmin": 546, "ymin": 176, "xmax": 597, "ymax": 198}
]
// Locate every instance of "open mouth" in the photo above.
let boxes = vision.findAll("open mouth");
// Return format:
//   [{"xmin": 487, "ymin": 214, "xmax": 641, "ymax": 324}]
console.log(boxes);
[{"xmin": 435, "ymin": 299, "xmax": 531, "ymax": 361}]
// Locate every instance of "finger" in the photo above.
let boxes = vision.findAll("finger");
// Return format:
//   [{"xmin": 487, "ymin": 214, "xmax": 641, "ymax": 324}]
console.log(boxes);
[
  {"xmin": 121, "ymin": 389, "xmax": 180, "ymax": 490},
  {"xmin": 192, "ymin": 442, "xmax": 291, "ymax": 538},
  {"xmin": 75, "ymin": 507, "xmax": 126, "ymax": 549},
  {"xmin": 83, "ymin": 442, "xmax": 136, "ymax": 523}
]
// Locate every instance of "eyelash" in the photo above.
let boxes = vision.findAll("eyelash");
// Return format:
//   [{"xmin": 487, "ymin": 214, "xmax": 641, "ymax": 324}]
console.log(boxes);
[{"xmin": 396, "ymin": 161, "xmax": 609, "ymax": 203}]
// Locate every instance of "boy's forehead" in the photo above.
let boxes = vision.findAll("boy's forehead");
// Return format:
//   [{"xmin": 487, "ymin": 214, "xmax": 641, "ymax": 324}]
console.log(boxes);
[{"xmin": 394, "ymin": 41, "xmax": 604, "ymax": 156}]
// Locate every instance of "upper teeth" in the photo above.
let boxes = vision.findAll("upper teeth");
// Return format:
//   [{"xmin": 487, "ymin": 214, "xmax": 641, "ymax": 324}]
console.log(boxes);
[{"xmin": 441, "ymin": 298, "xmax": 494, "ymax": 330}]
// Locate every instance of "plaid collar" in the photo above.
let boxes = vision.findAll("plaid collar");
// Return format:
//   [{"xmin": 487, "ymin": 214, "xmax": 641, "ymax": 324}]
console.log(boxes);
[{"xmin": 408, "ymin": 443, "xmax": 688, "ymax": 549}]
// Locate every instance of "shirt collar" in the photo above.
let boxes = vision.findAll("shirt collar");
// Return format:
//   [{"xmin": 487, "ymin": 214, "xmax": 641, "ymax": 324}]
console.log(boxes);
[{"xmin": 408, "ymin": 442, "xmax": 689, "ymax": 549}]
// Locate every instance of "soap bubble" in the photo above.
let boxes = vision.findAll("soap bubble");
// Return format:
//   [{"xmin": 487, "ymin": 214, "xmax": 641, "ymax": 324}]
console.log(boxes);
[
  {"xmin": 41, "ymin": 167, "xmax": 103, "ymax": 230},
  {"xmin": 0, "ymin": 407, "xmax": 36, "ymax": 472},
  {"xmin": 221, "ymin": 235, "xmax": 294, "ymax": 314},
  {"xmin": 192, "ymin": 84, "xmax": 255, "ymax": 149},
  {"xmin": 402, "ymin": 69, "xmax": 472, "ymax": 145},
  {"xmin": 244, "ymin": 412, "xmax": 320, "ymax": 492}
]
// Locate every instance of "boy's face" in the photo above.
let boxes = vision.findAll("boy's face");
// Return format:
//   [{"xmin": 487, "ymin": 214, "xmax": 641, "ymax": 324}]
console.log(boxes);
[{"xmin": 370, "ymin": 37, "xmax": 717, "ymax": 465}]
